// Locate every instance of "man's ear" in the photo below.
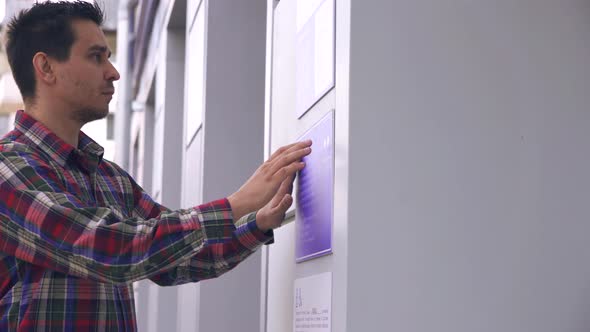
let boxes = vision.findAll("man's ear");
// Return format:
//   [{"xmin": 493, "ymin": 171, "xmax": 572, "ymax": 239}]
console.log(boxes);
[{"xmin": 32, "ymin": 52, "xmax": 56, "ymax": 85}]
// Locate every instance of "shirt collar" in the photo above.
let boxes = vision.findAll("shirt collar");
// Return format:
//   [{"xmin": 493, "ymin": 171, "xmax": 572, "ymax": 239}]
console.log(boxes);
[{"xmin": 14, "ymin": 110, "xmax": 104, "ymax": 171}]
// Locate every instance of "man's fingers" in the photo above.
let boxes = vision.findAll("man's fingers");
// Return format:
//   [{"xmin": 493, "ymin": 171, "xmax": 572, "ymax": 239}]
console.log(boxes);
[
  {"xmin": 286, "ymin": 173, "xmax": 295, "ymax": 195},
  {"xmin": 250, "ymin": 140, "xmax": 309, "ymax": 213},
  {"xmin": 282, "ymin": 172, "xmax": 296, "ymax": 196},
  {"xmin": 269, "ymin": 183, "xmax": 286, "ymax": 208},
  {"xmin": 267, "ymin": 143, "xmax": 295, "ymax": 162},
  {"xmin": 268, "ymin": 140, "xmax": 312, "ymax": 163},
  {"xmin": 259, "ymin": 193, "xmax": 294, "ymax": 231},
  {"xmin": 273, "ymin": 194, "xmax": 293, "ymax": 215},
  {"xmin": 271, "ymin": 176, "xmax": 292, "ymax": 208},
  {"xmin": 271, "ymin": 162, "xmax": 305, "ymax": 185},
  {"xmin": 269, "ymin": 147, "xmax": 310, "ymax": 176},
  {"xmin": 281, "ymin": 194, "xmax": 293, "ymax": 210},
  {"xmin": 268, "ymin": 142, "xmax": 301, "ymax": 161}
]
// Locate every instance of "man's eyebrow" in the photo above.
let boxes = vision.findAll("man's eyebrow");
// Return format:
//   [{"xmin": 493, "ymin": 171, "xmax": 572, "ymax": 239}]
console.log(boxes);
[{"xmin": 88, "ymin": 45, "xmax": 112, "ymax": 58}]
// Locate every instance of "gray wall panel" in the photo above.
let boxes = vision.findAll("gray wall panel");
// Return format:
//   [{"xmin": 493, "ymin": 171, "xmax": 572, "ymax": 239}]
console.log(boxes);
[
  {"xmin": 198, "ymin": 0, "xmax": 267, "ymax": 331},
  {"xmin": 347, "ymin": 1, "xmax": 590, "ymax": 331}
]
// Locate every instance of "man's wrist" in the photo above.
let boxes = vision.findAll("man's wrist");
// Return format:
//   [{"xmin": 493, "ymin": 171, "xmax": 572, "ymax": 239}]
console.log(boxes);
[
  {"xmin": 227, "ymin": 193, "xmax": 248, "ymax": 221},
  {"xmin": 236, "ymin": 215, "xmax": 275, "ymax": 248}
]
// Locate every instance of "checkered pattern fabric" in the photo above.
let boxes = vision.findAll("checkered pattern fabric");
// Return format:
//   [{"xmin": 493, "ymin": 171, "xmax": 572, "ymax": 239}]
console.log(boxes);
[{"xmin": 0, "ymin": 110, "xmax": 272, "ymax": 331}]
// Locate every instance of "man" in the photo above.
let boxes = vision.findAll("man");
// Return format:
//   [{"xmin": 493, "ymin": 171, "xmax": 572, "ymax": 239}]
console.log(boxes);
[{"xmin": 0, "ymin": 1, "xmax": 311, "ymax": 331}]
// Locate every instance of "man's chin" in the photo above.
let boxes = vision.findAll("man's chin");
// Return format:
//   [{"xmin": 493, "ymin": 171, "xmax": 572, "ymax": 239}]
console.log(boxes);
[{"xmin": 73, "ymin": 108, "xmax": 109, "ymax": 124}]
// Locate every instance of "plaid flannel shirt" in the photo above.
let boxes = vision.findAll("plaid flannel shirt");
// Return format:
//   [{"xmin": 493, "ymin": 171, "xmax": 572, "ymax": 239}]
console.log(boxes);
[{"xmin": 0, "ymin": 110, "xmax": 273, "ymax": 331}]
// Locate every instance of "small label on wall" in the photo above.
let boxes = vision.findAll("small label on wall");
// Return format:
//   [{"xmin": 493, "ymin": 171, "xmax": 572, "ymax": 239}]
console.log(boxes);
[{"xmin": 294, "ymin": 272, "xmax": 332, "ymax": 332}]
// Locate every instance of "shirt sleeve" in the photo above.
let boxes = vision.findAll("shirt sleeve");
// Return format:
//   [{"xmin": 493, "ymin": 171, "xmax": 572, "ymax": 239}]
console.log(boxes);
[
  {"xmin": 148, "ymin": 211, "xmax": 274, "ymax": 286},
  {"xmin": 0, "ymin": 150, "xmax": 272, "ymax": 285}
]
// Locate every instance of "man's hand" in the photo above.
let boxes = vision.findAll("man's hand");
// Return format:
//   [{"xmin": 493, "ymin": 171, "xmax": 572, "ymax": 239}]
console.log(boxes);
[
  {"xmin": 228, "ymin": 140, "xmax": 311, "ymax": 221},
  {"xmin": 256, "ymin": 173, "xmax": 295, "ymax": 231}
]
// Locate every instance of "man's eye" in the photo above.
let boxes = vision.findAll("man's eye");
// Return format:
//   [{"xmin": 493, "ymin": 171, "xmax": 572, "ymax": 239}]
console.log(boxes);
[{"xmin": 93, "ymin": 54, "xmax": 102, "ymax": 62}]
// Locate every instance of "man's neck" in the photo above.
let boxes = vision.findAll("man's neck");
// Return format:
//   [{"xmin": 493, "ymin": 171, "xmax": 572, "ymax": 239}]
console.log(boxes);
[{"xmin": 24, "ymin": 101, "xmax": 82, "ymax": 148}]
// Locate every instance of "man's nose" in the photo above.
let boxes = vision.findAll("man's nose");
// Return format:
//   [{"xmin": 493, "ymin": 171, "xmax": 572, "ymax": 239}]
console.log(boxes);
[{"xmin": 105, "ymin": 61, "xmax": 120, "ymax": 81}]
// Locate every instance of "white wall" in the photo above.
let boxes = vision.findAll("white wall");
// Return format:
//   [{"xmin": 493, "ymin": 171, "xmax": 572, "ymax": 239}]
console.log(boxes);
[
  {"xmin": 265, "ymin": 0, "xmax": 351, "ymax": 331},
  {"xmin": 266, "ymin": 0, "xmax": 590, "ymax": 331},
  {"xmin": 347, "ymin": 1, "xmax": 590, "ymax": 331}
]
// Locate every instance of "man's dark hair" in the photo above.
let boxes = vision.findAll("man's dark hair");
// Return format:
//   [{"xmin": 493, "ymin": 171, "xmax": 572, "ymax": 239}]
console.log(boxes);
[{"xmin": 5, "ymin": 1, "xmax": 104, "ymax": 101}]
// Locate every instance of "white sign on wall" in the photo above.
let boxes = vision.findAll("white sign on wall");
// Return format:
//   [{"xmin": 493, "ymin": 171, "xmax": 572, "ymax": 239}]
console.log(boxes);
[{"xmin": 293, "ymin": 272, "xmax": 332, "ymax": 332}]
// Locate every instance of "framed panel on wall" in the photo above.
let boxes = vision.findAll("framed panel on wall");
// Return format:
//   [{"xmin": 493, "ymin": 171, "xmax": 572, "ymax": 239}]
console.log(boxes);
[{"xmin": 295, "ymin": 0, "xmax": 335, "ymax": 118}]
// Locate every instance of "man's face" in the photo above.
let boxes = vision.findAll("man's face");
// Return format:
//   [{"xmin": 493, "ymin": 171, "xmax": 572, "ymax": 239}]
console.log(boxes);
[{"xmin": 52, "ymin": 19, "xmax": 120, "ymax": 124}]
